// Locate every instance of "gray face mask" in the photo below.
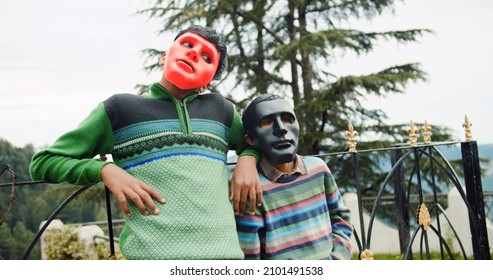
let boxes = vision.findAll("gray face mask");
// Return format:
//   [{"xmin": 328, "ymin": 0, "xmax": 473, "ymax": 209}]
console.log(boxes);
[{"xmin": 245, "ymin": 99, "xmax": 299, "ymax": 164}]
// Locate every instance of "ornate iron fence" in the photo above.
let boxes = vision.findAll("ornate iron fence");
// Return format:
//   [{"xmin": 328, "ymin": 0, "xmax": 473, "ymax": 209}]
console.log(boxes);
[
  {"xmin": 315, "ymin": 140, "xmax": 491, "ymax": 259},
  {"xmin": 1, "ymin": 136, "xmax": 491, "ymax": 259}
]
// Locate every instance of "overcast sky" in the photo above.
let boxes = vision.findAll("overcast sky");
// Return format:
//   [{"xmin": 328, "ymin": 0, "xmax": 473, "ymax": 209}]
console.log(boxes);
[{"xmin": 1, "ymin": 0, "xmax": 492, "ymax": 149}]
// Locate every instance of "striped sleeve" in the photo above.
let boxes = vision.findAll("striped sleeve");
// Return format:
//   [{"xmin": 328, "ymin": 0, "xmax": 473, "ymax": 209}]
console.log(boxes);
[
  {"xmin": 324, "ymin": 167, "xmax": 354, "ymax": 260},
  {"xmin": 235, "ymin": 212, "xmax": 264, "ymax": 260}
]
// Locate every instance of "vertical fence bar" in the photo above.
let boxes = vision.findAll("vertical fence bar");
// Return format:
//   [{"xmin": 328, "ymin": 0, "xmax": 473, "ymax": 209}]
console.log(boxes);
[
  {"xmin": 352, "ymin": 152, "xmax": 366, "ymax": 251},
  {"xmin": 427, "ymin": 146, "xmax": 445, "ymax": 259},
  {"xmin": 391, "ymin": 148, "xmax": 411, "ymax": 259},
  {"xmin": 104, "ymin": 186, "xmax": 116, "ymax": 259},
  {"xmin": 461, "ymin": 140, "xmax": 491, "ymax": 259}
]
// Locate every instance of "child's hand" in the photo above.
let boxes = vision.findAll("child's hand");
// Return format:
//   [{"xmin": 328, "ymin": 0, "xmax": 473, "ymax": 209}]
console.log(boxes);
[
  {"xmin": 100, "ymin": 163, "xmax": 166, "ymax": 217},
  {"xmin": 230, "ymin": 155, "xmax": 262, "ymax": 216}
]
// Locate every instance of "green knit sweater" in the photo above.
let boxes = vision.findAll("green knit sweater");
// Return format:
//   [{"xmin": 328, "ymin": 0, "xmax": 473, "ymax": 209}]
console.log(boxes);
[{"xmin": 29, "ymin": 83, "xmax": 258, "ymax": 259}]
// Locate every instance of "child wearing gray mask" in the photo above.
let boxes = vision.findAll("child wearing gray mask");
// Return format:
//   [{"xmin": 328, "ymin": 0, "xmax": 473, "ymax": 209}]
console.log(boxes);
[{"xmin": 236, "ymin": 93, "xmax": 353, "ymax": 260}]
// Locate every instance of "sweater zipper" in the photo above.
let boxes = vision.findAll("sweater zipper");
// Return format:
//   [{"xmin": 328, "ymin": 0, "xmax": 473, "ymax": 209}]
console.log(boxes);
[{"xmin": 178, "ymin": 99, "xmax": 190, "ymax": 134}]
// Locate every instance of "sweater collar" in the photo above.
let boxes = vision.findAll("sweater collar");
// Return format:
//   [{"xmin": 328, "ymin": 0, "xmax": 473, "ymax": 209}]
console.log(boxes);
[
  {"xmin": 259, "ymin": 154, "xmax": 307, "ymax": 182},
  {"xmin": 147, "ymin": 82, "xmax": 200, "ymax": 102}
]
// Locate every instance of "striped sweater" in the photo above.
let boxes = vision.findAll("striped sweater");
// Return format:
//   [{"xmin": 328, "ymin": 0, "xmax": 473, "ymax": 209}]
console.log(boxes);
[
  {"xmin": 30, "ymin": 83, "xmax": 258, "ymax": 259},
  {"xmin": 235, "ymin": 155, "xmax": 353, "ymax": 260}
]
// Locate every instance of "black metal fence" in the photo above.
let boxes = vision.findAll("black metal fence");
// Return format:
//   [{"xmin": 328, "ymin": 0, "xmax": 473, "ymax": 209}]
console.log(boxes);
[
  {"xmin": 1, "ymin": 140, "xmax": 491, "ymax": 260},
  {"xmin": 315, "ymin": 140, "xmax": 491, "ymax": 260}
]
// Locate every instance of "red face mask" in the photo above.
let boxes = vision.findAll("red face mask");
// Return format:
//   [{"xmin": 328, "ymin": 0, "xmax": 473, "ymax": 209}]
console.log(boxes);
[{"xmin": 163, "ymin": 32, "xmax": 220, "ymax": 90}]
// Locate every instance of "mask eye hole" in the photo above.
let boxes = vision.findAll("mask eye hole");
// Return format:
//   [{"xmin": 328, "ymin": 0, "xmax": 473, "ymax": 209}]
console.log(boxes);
[
  {"xmin": 201, "ymin": 52, "xmax": 212, "ymax": 63},
  {"xmin": 259, "ymin": 116, "xmax": 274, "ymax": 128},
  {"xmin": 281, "ymin": 113, "xmax": 295, "ymax": 124}
]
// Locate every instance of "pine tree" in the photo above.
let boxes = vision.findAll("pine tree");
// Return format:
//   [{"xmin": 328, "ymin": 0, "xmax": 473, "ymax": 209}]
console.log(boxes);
[{"xmin": 135, "ymin": 0, "xmax": 454, "ymax": 155}]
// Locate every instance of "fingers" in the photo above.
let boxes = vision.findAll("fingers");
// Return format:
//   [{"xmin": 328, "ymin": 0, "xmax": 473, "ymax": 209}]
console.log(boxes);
[
  {"xmin": 128, "ymin": 183, "xmax": 166, "ymax": 216},
  {"xmin": 143, "ymin": 185, "xmax": 167, "ymax": 205},
  {"xmin": 239, "ymin": 190, "xmax": 248, "ymax": 216},
  {"xmin": 232, "ymin": 185, "xmax": 241, "ymax": 216},
  {"xmin": 247, "ymin": 183, "xmax": 256, "ymax": 215},
  {"xmin": 230, "ymin": 182, "xmax": 239, "ymax": 215},
  {"xmin": 229, "ymin": 183, "xmax": 234, "ymax": 202},
  {"xmin": 230, "ymin": 180, "xmax": 261, "ymax": 216},
  {"xmin": 231, "ymin": 179, "xmax": 248, "ymax": 216},
  {"xmin": 127, "ymin": 190, "xmax": 151, "ymax": 216},
  {"xmin": 116, "ymin": 194, "xmax": 131, "ymax": 217},
  {"xmin": 111, "ymin": 182, "xmax": 166, "ymax": 216},
  {"xmin": 101, "ymin": 164, "xmax": 165, "ymax": 216},
  {"xmin": 122, "ymin": 192, "xmax": 165, "ymax": 216},
  {"xmin": 256, "ymin": 183, "xmax": 263, "ymax": 208},
  {"xmin": 140, "ymin": 184, "xmax": 167, "ymax": 215},
  {"xmin": 248, "ymin": 193, "xmax": 256, "ymax": 216},
  {"xmin": 247, "ymin": 182, "xmax": 263, "ymax": 215}
]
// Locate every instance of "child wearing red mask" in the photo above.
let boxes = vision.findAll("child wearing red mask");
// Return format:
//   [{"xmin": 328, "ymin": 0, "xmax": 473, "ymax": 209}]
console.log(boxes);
[{"xmin": 29, "ymin": 25, "xmax": 260, "ymax": 260}]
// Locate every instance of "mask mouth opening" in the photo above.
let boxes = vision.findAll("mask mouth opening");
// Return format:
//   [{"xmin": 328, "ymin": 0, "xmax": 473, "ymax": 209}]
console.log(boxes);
[
  {"xmin": 272, "ymin": 140, "xmax": 294, "ymax": 149},
  {"xmin": 176, "ymin": 59, "xmax": 195, "ymax": 73}
]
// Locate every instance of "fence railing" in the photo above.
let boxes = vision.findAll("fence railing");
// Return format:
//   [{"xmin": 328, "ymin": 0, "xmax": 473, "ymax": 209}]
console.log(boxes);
[
  {"xmin": 1, "ymin": 140, "xmax": 491, "ymax": 260},
  {"xmin": 313, "ymin": 140, "xmax": 491, "ymax": 259}
]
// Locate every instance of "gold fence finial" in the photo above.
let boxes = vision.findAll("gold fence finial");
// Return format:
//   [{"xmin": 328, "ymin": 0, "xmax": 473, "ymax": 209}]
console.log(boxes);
[
  {"xmin": 407, "ymin": 120, "xmax": 418, "ymax": 147},
  {"xmin": 359, "ymin": 249, "xmax": 374, "ymax": 260},
  {"xmin": 344, "ymin": 123, "xmax": 359, "ymax": 152},
  {"xmin": 462, "ymin": 115, "xmax": 473, "ymax": 142},
  {"xmin": 417, "ymin": 203, "xmax": 431, "ymax": 231},
  {"xmin": 422, "ymin": 120, "xmax": 432, "ymax": 144}
]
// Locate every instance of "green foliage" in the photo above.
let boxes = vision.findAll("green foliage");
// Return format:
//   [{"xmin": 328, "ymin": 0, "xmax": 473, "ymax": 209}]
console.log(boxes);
[
  {"xmin": 0, "ymin": 139, "xmax": 35, "ymax": 181},
  {"xmin": 44, "ymin": 226, "xmax": 86, "ymax": 260},
  {"xmin": 0, "ymin": 221, "xmax": 40, "ymax": 260},
  {"xmin": 43, "ymin": 225, "xmax": 125, "ymax": 260},
  {"xmin": 351, "ymin": 252, "xmax": 468, "ymax": 260},
  {"xmin": 1, "ymin": 139, "xmax": 49, "ymax": 231},
  {"xmin": 0, "ymin": 224, "xmax": 14, "ymax": 259},
  {"xmin": 11, "ymin": 222, "xmax": 39, "ymax": 259},
  {"xmin": 1, "ymin": 138, "xmax": 124, "ymax": 260}
]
